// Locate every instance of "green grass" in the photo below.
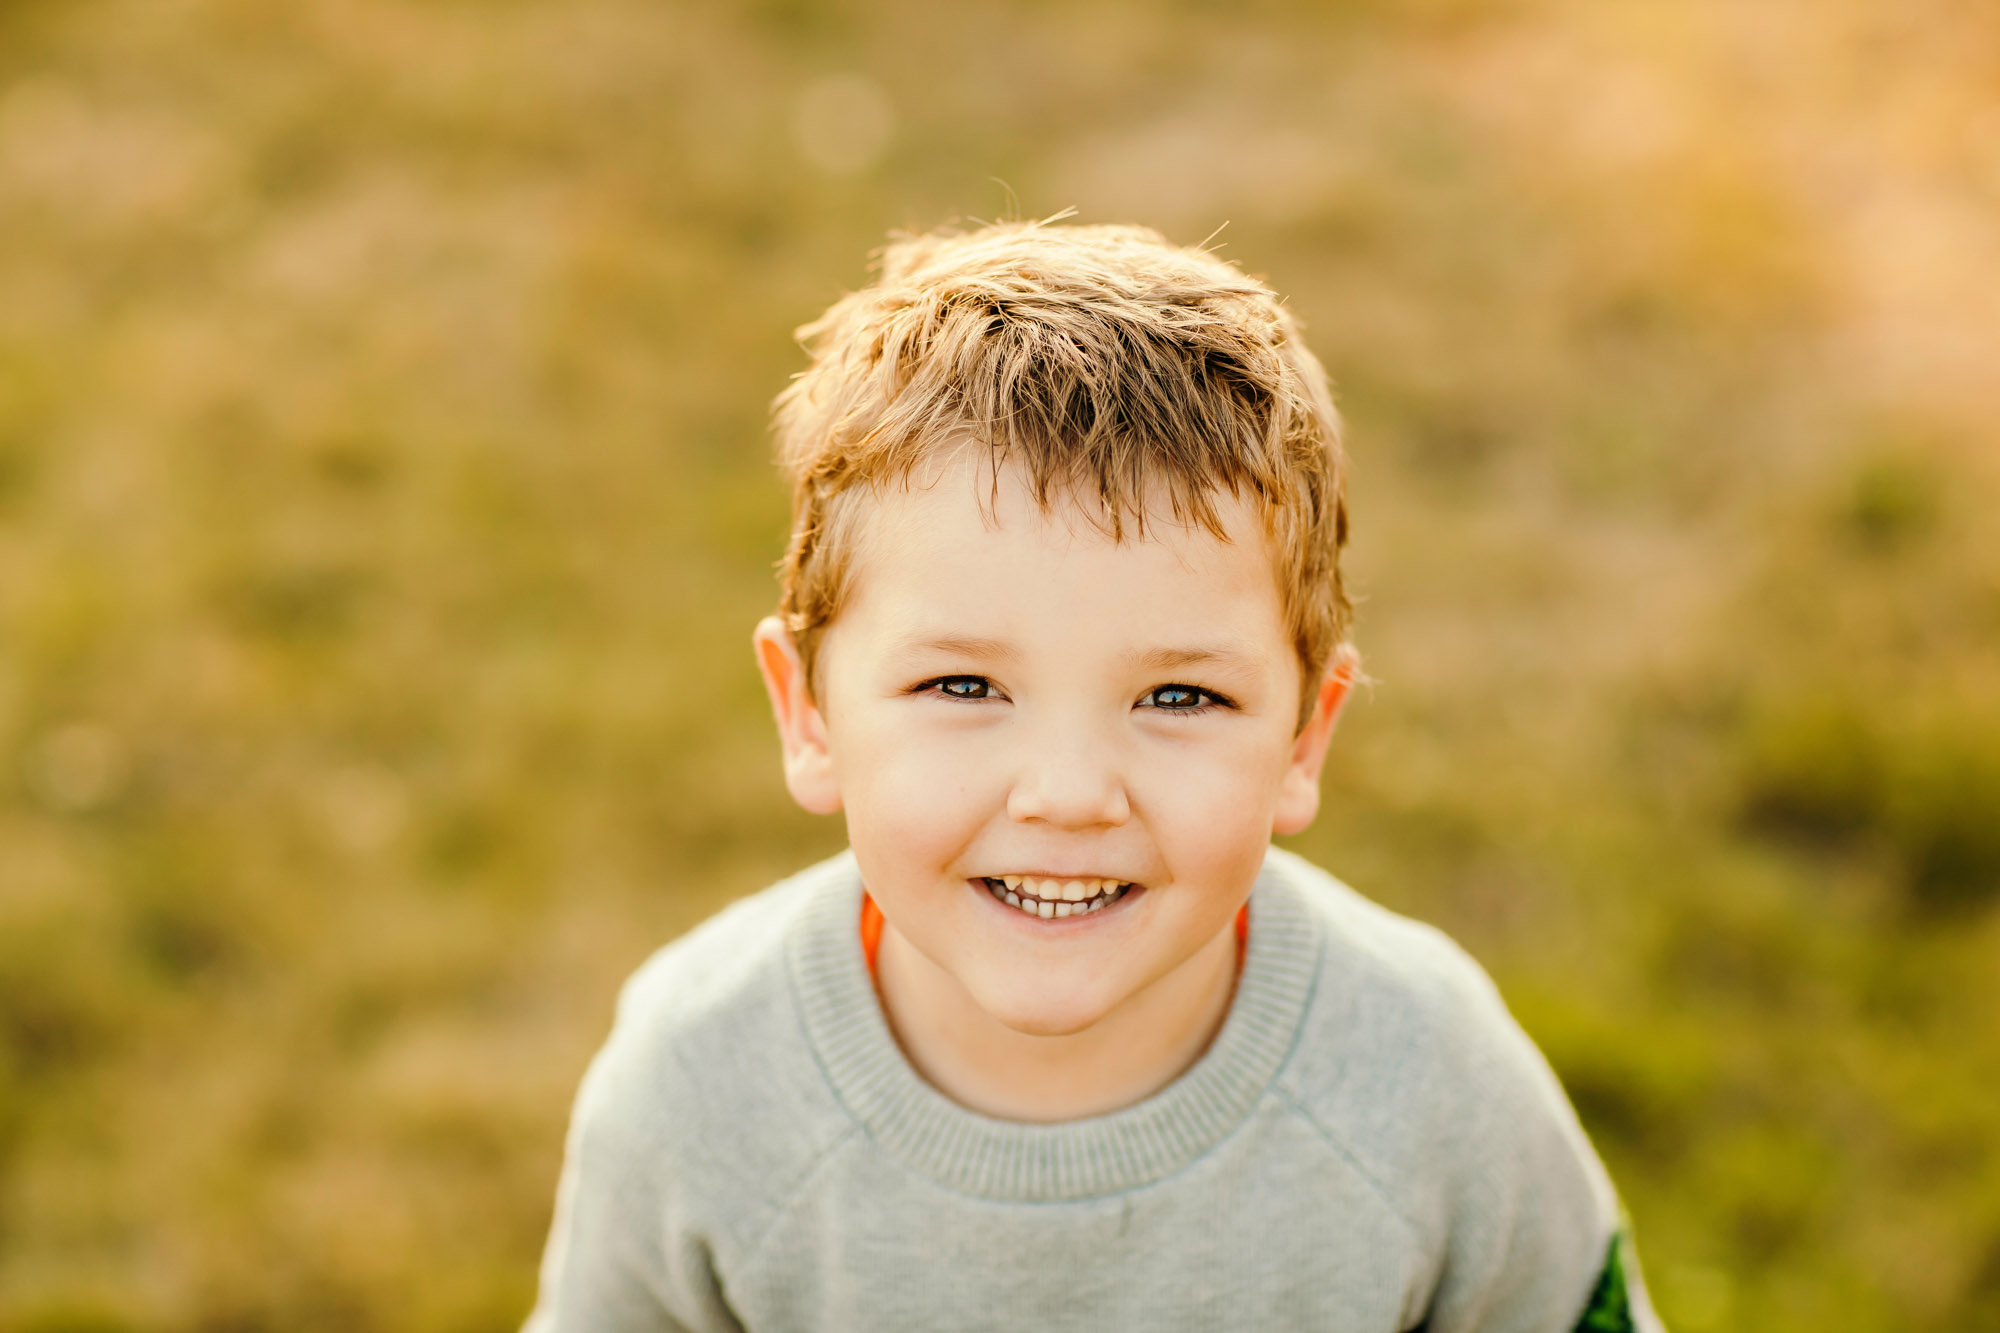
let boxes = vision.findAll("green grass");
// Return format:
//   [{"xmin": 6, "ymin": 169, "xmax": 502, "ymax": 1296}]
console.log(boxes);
[{"xmin": 2, "ymin": 0, "xmax": 1997, "ymax": 1328}]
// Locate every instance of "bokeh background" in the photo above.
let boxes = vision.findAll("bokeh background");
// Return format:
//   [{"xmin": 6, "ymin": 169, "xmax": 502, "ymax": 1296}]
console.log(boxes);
[{"xmin": 3, "ymin": 0, "xmax": 1998, "ymax": 1328}]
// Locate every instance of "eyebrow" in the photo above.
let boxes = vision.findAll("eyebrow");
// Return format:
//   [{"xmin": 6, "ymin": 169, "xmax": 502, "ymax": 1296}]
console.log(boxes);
[
  {"xmin": 894, "ymin": 634, "xmax": 1020, "ymax": 661},
  {"xmin": 1133, "ymin": 644, "xmax": 1262, "ymax": 673},
  {"xmin": 892, "ymin": 636, "xmax": 1261, "ymax": 673}
]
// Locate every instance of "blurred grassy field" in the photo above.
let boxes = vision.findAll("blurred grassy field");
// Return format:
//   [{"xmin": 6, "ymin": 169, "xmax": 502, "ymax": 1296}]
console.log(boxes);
[{"xmin": 2, "ymin": 0, "xmax": 1998, "ymax": 1328}]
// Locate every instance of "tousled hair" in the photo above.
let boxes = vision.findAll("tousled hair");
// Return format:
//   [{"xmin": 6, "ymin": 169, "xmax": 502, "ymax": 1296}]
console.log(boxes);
[{"xmin": 770, "ymin": 218, "xmax": 1352, "ymax": 727}]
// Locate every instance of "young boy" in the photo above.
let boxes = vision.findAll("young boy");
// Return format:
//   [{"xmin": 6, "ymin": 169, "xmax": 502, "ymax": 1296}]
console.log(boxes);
[{"xmin": 526, "ymin": 222, "xmax": 1663, "ymax": 1332}]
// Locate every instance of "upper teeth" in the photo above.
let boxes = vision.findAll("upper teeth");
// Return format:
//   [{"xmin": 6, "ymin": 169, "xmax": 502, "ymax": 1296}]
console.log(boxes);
[
  {"xmin": 1001, "ymin": 875, "xmax": 1124, "ymax": 902},
  {"xmin": 985, "ymin": 876, "xmax": 1129, "ymax": 920}
]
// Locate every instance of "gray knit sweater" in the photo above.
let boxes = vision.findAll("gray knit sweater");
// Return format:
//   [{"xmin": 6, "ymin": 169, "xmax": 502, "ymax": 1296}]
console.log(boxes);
[{"xmin": 525, "ymin": 847, "xmax": 1663, "ymax": 1332}]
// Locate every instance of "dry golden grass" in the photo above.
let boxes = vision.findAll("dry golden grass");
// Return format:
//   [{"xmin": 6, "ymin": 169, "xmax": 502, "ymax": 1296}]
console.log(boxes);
[{"xmin": 1, "ymin": 0, "xmax": 1997, "ymax": 1329}]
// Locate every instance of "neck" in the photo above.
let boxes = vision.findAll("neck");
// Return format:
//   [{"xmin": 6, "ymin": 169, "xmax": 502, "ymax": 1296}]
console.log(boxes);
[{"xmin": 874, "ymin": 917, "xmax": 1240, "ymax": 1122}]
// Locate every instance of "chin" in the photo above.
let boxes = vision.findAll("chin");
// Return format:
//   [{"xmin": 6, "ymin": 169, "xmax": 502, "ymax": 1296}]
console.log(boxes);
[
  {"xmin": 969, "ymin": 976, "xmax": 1121, "ymax": 1038},
  {"xmin": 992, "ymin": 1008, "xmax": 1103, "ymax": 1039}
]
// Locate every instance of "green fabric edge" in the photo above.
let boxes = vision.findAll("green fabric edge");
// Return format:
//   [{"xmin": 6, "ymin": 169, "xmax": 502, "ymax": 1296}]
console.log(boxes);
[{"xmin": 1571, "ymin": 1229, "xmax": 1637, "ymax": 1333}]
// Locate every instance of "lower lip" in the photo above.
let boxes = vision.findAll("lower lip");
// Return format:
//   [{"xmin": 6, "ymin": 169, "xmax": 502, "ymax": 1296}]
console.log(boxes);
[{"xmin": 968, "ymin": 878, "xmax": 1145, "ymax": 926}]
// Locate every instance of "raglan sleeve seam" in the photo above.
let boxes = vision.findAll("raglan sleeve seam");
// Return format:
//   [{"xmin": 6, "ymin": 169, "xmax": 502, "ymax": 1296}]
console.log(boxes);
[
  {"xmin": 1272, "ymin": 1085, "xmax": 1428, "ymax": 1248},
  {"xmin": 729, "ymin": 1123, "xmax": 867, "ymax": 1280}
]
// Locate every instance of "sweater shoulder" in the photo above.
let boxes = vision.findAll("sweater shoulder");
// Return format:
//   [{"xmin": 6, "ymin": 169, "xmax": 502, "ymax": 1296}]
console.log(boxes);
[
  {"xmin": 1265, "ymin": 848, "xmax": 1615, "ymax": 1237},
  {"xmin": 610, "ymin": 855, "xmax": 831, "ymax": 1037},
  {"xmin": 573, "ymin": 854, "xmax": 860, "ymax": 1252},
  {"xmin": 1266, "ymin": 845, "xmax": 1517, "ymax": 1063}
]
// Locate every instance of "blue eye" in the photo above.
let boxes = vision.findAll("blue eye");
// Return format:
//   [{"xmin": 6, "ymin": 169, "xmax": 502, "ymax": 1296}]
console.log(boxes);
[
  {"xmin": 1140, "ymin": 684, "xmax": 1222, "ymax": 711},
  {"xmin": 932, "ymin": 676, "xmax": 992, "ymax": 700}
]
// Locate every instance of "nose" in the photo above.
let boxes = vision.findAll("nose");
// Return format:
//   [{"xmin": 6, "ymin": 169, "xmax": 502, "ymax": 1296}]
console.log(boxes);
[{"xmin": 1005, "ymin": 725, "xmax": 1132, "ymax": 829}]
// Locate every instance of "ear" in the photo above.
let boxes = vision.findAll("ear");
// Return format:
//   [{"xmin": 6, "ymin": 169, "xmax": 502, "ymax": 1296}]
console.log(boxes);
[
  {"xmin": 1272, "ymin": 644, "xmax": 1360, "ymax": 836},
  {"xmin": 752, "ymin": 616, "xmax": 842, "ymax": 815}
]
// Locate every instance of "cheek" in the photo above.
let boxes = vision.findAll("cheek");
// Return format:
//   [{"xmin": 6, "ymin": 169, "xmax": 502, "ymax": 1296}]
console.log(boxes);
[
  {"xmin": 1133, "ymin": 730, "xmax": 1292, "ymax": 860},
  {"xmin": 837, "ymin": 721, "xmax": 994, "ymax": 866}
]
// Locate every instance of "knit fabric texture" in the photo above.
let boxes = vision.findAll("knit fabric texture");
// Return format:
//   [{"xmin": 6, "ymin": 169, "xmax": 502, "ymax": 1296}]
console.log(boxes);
[{"xmin": 525, "ymin": 847, "xmax": 1665, "ymax": 1332}]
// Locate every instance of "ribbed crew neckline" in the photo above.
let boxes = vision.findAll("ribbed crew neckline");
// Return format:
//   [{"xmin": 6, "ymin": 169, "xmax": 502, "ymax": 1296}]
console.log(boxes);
[{"xmin": 787, "ymin": 853, "xmax": 1322, "ymax": 1202}]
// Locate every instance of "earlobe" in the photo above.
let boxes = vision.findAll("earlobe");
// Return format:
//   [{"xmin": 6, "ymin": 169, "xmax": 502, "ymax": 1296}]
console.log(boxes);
[
  {"xmin": 1272, "ymin": 645, "xmax": 1360, "ymax": 837},
  {"xmin": 752, "ymin": 616, "xmax": 843, "ymax": 815}
]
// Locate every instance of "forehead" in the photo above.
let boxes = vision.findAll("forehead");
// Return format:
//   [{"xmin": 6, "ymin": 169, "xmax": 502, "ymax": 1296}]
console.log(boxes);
[{"xmin": 837, "ymin": 456, "xmax": 1289, "ymax": 652}]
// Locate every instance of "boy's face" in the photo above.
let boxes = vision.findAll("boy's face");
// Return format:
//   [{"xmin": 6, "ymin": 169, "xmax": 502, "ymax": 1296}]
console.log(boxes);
[{"xmin": 756, "ymin": 456, "xmax": 1352, "ymax": 1038}]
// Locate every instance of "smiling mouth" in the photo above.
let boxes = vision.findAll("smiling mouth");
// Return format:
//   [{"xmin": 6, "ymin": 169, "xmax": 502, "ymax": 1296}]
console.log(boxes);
[{"xmin": 977, "ymin": 875, "xmax": 1132, "ymax": 920}]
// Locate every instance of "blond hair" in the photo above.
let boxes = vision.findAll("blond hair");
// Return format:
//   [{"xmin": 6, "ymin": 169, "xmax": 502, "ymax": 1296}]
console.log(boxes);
[{"xmin": 771, "ymin": 219, "xmax": 1351, "ymax": 727}]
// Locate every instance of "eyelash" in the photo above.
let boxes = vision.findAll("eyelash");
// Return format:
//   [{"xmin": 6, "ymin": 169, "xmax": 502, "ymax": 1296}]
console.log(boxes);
[
  {"xmin": 913, "ymin": 675, "xmax": 1001, "ymax": 703},
  {"xmin": 910, "ymin": 676, "xmax": 1236, "ymax": 715},
  {"xmin": 1138, "ymin": 684, "xmax": 1233, "ymax": 715}
]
